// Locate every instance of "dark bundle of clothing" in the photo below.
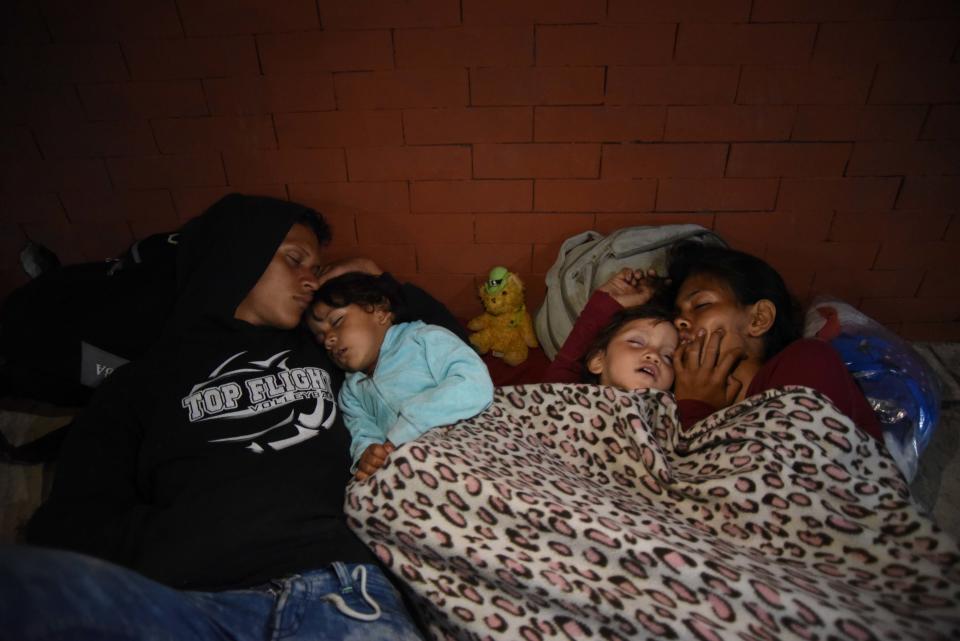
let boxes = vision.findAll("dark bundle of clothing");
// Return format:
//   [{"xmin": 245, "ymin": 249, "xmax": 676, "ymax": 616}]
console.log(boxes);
[{"xmin": 0, "ymin": 232, "xmax": 180, "ymax": 407}]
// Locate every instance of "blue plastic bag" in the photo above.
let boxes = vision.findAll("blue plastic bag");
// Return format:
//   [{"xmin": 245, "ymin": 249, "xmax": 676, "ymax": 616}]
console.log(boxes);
[{"xmin": 805, "ymin": 298, "xmax": 941, "ymax": 482}]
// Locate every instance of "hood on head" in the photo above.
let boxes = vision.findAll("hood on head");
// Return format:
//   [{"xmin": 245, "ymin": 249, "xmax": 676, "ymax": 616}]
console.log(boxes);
[{"xmin": 171, "ymin": 193, "xmax": 319, "ymax": 331}]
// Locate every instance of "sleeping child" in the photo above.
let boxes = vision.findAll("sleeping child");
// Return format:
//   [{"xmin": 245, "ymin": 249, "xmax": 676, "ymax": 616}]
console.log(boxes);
[
  {"xmin": 581, "ymin": 303, "xmax": 678, "ymax": 392},
  {"xmin": 544, "ymin": 267, "xmax": 679, "ymax": 393},
  {"xmin": 308, "ymin": 272, "xmax": 494, "ymax": 480}
]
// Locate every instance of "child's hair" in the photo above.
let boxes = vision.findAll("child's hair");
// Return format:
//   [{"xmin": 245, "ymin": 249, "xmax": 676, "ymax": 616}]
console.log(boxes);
[
  {"xmin": 663, "ymin": 242, "xmax": 800, "ymax": 360},
  {"xmin": 582, "ymin": 304, "xmax": 675, "ymax": 383},
  {"xmin": 313, "ymin": 272, "xmax": 410, "ymax": 322}
]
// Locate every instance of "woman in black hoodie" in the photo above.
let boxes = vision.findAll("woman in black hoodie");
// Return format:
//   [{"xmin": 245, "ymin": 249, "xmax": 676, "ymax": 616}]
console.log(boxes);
[{"xmin": 1, "ymin": 194, "xmax": 425, "ymax": 640}]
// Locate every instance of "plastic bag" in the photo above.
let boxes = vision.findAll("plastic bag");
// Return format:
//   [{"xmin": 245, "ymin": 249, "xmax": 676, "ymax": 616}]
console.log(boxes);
[{"xmin": 804, "ymin": 297, "xmax": 941, "ymax": 482}]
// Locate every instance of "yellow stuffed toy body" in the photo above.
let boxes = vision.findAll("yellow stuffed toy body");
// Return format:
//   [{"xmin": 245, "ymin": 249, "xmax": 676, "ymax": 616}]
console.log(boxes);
[{"xmin": 467, "ymin": 267, "xmax": 538, "ymax": 366}]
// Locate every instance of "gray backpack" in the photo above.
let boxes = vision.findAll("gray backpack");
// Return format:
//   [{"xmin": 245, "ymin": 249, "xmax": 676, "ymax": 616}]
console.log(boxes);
[{"xmin": 534, "ymin": 225, "xmax": 727, "ymax": 359}]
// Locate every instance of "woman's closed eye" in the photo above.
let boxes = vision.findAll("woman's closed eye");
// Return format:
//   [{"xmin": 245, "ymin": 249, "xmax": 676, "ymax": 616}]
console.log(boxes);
[{"xmin": 662, "ymin": 353, "xmax": 674, "ymax": 364}]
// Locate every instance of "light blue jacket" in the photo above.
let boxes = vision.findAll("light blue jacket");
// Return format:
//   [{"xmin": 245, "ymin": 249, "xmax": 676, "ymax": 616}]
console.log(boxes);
[{"xmin": 340, "ymin": 321, "xmax": 494, "ymax": 466}]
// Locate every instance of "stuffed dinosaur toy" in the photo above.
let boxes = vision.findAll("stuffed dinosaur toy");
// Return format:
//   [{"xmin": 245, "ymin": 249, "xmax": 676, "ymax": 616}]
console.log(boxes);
[{"xmin": 467, "ymin": 266, "xmax": 538, "ymax": 366}]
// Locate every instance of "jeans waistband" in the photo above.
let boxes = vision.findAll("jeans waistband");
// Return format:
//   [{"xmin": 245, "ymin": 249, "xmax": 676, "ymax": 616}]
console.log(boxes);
[{"xmin": 248, "ymin": 563, "xmax": 383, "ymax": 623}]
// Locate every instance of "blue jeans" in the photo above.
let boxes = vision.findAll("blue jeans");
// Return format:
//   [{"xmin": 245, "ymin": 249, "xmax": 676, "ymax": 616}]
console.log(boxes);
[{"xmin": 0, "ymin": 545, "xmax": 425, "ymax": 641}]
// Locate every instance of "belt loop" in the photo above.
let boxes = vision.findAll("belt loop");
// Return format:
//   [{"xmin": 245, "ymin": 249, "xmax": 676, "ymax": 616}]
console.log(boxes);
[
  {"xmin": 332, "ymin": 561, "xmax": 352, "ymax": 593},
  {"xmin": 319, "ymin": 564, "xmax": 382, "ymax": 622}
]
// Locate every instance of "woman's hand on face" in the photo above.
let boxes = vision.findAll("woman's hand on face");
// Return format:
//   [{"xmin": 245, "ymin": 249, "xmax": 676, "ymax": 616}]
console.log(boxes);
[
  {"xmin": 597, "ymin": 267, "xmax": 664, "ymax": 308},
  {"xmin": 673, "ymin": 329, "xmax": 745, "ymax": 409}
]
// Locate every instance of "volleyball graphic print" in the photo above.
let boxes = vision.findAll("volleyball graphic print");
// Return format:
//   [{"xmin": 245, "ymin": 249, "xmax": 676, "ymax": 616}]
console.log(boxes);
[{"xmin": 181, "ymin": 350, "xmax": 337, "ymax": 453}]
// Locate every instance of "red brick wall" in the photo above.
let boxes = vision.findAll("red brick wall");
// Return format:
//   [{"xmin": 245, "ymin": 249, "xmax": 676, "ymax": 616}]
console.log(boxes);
[{"xmin": 2, "ymin": 0, "xmax": 958, "ymax": 338}]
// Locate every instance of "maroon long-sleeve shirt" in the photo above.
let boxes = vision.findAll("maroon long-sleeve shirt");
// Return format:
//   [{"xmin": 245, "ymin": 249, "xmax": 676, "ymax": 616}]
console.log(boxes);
[{"xmin": 542, "ymin": 291, "xmax": 883, "ymax": 441}]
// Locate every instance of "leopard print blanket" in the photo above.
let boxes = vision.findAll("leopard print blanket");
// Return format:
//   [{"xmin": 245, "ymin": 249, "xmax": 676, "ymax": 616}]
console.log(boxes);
[{"xmin": 345, "ymin": 384, "xmax": 960, "ymax": 640}]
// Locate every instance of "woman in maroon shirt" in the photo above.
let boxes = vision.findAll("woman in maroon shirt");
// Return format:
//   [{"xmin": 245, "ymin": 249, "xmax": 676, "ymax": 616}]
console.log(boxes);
[{"xmin": 543, "ymin": 243, "xmax": 882, "ymax": 440}]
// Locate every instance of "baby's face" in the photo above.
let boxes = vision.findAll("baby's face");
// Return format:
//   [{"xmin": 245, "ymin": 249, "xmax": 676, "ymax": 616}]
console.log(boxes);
[
  {"xmin": 588, "ymin": 318, "xmax": 678, "ymax": 391},
  {"xmin": 308, "ymin": 302, "xmax": 390, "ymax": 374}
]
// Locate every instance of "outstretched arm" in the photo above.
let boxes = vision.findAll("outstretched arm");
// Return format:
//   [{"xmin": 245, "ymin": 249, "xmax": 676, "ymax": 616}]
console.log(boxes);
[
  {"xmin": 317, "ymin": 257, "xmax": 383, "ymax": 284},
  {"xmin": 542, "ymin": 291, "xmax": 622, "ymax": 383}
]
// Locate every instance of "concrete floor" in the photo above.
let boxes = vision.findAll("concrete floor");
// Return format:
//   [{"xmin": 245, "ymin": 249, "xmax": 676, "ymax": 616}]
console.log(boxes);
[{"xmin": 911, "ymin": 343, "xmax": 960, "ymax": 540}]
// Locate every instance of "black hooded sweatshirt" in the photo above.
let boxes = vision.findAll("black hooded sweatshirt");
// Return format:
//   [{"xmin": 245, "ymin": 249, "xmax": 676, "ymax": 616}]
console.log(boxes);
[{"xmin": 26, "ymin": 194, "xmax": 376, "ymax": 590}]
